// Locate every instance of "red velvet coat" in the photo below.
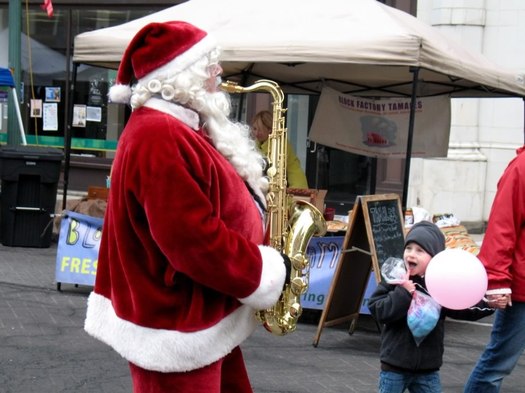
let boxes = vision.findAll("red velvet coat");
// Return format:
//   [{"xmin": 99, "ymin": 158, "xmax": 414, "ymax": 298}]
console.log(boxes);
[
  {"xmin": 478, "ymin": 146, "xmax": 525, "ymax": 302},
  {"xmin": 85, "ymin": 100, "xmax": 285, "ymax": 372}
]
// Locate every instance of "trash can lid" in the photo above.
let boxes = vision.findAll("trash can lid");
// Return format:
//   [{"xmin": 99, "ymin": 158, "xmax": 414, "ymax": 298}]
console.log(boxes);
[{"xmin": 0, "ymin": 145, "xmax": 64, "ymax": 161}]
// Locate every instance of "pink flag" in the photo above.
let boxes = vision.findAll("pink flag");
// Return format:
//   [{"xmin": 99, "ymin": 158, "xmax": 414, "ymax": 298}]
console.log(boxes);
[{"xmin": 41, "ymin": 0, "xmax": 53, "ymax": 18}]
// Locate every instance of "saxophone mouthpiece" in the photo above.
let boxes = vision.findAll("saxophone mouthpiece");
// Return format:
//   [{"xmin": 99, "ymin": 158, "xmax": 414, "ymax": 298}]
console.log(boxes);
[{"xmin": 219, "ymin": 80, "xmax": 240, "ymax": 93}]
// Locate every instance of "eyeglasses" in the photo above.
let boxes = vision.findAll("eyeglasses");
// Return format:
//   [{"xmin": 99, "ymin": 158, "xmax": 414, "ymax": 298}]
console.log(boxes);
[{"xmin": 208, "ymin": 63, "xmax": 223, "ymax": 77}]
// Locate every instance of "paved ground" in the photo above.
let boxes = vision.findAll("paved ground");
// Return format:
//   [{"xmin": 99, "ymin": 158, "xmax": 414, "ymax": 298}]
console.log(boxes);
[{"xmin": 1, "ymin": 241, "xmax": 524, "ymax": 393}]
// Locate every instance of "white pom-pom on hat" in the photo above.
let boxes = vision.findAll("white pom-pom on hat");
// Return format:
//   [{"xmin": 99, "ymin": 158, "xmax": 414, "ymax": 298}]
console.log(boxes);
[{"xmin": 108, "ymin": 84, "xmax": 132, "ymax": 104}]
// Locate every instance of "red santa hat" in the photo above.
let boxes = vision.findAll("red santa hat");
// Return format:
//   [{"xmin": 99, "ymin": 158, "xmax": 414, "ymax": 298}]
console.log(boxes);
[{"xmin": 109, "ymin": 21, "xmax": 216, "ymax": 104}]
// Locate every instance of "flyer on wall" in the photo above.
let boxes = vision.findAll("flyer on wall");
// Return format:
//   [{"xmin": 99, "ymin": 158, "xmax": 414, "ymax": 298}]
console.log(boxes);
[{"xmin": 42, "ymin": 102, "xmax": 58, "ymax": 131}]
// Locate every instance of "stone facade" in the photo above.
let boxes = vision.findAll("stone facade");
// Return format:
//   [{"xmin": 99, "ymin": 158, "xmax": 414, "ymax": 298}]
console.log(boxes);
[{"xmin": 413, "ymin": 1, "xmax": 525, "ymax": 231}]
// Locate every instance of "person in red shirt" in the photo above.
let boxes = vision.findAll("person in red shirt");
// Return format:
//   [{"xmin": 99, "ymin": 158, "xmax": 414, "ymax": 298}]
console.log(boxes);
[
  {"xmin": 464, "ymin": 145, "xmax": 525, "ymax": 392},
  {"xmin": 84, "ymin": 21, "xmax": 288, "ymax": 393}
]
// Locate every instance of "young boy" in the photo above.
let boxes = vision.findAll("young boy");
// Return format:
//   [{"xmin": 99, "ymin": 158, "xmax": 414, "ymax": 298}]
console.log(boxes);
[{"xmin": 368, "ymin": 220, "xmax": 493, "ymax": 393}]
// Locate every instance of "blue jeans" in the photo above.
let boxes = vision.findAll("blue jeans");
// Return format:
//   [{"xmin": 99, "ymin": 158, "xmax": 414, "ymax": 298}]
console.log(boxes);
[
  {"xmin": 379, "ymin": 370, "xmax": 441, "ymax": 393},
  {"xmin": 464, "ymin": 302, "xmax": 525, "ymax": 393}
]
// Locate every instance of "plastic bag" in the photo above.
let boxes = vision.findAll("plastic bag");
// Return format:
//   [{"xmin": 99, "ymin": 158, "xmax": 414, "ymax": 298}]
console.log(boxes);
[
  {"xmin": 432, "ymin": 212, "xmax": 461, "ymax": 227},
  {"xmin": 381, "ymin": 257, "xmax": 408, "ymax": 284},
  {"xmin": 382, "ymin": 257, "xmax": 441, "ymax": 345},
  {"xmin": 407, "ymin": 291, "xmax": 441, "ymax": 346}
]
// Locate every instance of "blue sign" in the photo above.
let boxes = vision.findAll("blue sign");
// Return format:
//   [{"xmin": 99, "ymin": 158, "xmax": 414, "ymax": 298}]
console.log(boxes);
[
  {"xmin": 0, "ymin": 67, "xmax": 15, "ymax": 87},
  {"xmin": 55, "ymin": 211, "xmax": 103, "ymax": 286},
  {"xmin": 303, "ymin": 236, "xmax": 377, "ymax": 314}
]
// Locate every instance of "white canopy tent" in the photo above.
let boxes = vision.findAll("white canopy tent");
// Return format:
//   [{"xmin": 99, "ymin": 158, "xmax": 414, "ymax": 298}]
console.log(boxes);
[
  {"xmin": 73, "ymin": 0, "xmax": 525, "ymax": 98},
  {"xmin": 70, "ymin": 0, "xmax": 525, "ymax": 207}
]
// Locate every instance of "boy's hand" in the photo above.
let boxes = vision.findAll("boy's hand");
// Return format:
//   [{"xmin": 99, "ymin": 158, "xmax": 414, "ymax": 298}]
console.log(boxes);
[{"xmin": 401, "ymin": 280, "xmax": 416, "ymax": 295}]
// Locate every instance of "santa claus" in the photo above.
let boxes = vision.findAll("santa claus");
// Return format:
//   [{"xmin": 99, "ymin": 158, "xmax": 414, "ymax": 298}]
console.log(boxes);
[{"xmin": 84, "ymin": 21, "xmax": 287, "ymax": 392}]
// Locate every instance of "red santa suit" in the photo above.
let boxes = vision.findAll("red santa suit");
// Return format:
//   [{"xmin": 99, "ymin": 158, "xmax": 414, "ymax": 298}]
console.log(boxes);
[{"xmin": 84, "ymin": 21, "xmax": 286, "ymax": 393}]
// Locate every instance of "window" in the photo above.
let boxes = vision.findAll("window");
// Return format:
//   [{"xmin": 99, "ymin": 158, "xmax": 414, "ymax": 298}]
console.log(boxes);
[{"xmin": 14, "ymin": 7, "xmax": 161, "ymax": 155}]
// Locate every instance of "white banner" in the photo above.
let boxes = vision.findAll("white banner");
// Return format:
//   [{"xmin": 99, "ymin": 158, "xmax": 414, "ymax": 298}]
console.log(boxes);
[{"xmin": 309, "ymin": 87, "xmax": 451, "ymax": 158}]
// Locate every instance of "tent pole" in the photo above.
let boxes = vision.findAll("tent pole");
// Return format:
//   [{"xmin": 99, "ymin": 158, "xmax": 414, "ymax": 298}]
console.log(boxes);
[
  {"xmin": 7, "ymin": 0, "xmax": 22, "ymax": 146},
  {"xmin": 62, "ymin": 62, "xmax": 78, "ymax": 210},
  {"xmin": 370, "ymin": 157, "xmax": 377, "ymax": 194},
  {"xmin": 402, "ymin": 67, "xmax": 420, "ymax": 211}
]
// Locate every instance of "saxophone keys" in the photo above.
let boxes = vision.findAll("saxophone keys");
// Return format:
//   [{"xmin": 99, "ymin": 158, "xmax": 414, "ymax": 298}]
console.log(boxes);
[
  {"xmin": 290, "ymin": 277, "xmax": 308, "ymax": 295},
  {"xmin": 289, "ymin": 302, "xmax": 302, "ymax": 318},
  {"xmin": 291, "ymin": 254, "xmax": 307, "ymax": 270}
]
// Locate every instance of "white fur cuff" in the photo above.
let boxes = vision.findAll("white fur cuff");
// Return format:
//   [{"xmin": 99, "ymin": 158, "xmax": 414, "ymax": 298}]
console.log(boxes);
[{"xmin": 238, "ymin": 245, "xmax": 286, "ymax": 309}]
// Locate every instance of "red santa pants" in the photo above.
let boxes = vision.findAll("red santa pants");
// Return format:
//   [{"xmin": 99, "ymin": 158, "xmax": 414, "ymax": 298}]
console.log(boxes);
[{"xmin": 129, "ymin": 346, "xmax": 253, "ymax": 393}]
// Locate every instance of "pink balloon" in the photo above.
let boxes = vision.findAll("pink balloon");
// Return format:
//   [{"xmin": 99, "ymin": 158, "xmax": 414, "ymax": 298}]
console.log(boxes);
[{"xmin": 425, "ymin": 249, "xmax": 488, "ymax": 310}]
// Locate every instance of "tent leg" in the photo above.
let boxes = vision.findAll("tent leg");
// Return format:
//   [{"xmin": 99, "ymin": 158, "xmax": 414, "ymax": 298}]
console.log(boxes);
[
  {"xmin": 402, "ymin": 67, "xmax": 420, "ymax": 211},
  {"xmin": 62, "ymin": 62, "xmax": 78, "ymax": 210},
  {"xmin": 10, "ymin": 87, "xmax": 26, "ymax": 145}
]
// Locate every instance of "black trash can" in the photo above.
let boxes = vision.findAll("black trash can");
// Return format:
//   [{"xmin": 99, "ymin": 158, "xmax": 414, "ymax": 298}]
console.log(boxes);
[{"xmin": 0, "ymin": 146, "xmax": 63, "ymax": 248}]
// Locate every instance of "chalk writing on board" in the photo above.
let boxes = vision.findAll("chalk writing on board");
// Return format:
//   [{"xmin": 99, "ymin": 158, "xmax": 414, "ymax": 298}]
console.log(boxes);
[{"xmin": 367, "ymin": 200, "xmax": 404, "ymax": 268}]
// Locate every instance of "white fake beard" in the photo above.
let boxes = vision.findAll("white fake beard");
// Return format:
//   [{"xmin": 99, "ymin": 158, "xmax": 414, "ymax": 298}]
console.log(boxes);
[{"xmin": 198, "ymin": 90, "xmax": 268, "ymax": 195}]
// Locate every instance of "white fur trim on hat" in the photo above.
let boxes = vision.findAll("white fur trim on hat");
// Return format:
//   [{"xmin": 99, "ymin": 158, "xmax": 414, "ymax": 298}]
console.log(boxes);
[
  {"xmin": 238, "ymin": 245, "xmax": 286, "ymax": 309},
  {"xmin": 139, "ymin": 35, "xmax": 216, "ymax": 84}
]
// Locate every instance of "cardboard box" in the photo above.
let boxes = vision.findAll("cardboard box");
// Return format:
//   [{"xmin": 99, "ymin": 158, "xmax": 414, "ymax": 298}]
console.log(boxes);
[{"xmin": 287, "ymin": 188, "xmax": 327, "ymax": 213}]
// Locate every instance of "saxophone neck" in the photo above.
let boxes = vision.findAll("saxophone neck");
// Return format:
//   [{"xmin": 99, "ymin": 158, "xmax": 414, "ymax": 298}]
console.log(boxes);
[{"xmin": 220, "ymin": 80, "xmax": 284, "ymax": 104}]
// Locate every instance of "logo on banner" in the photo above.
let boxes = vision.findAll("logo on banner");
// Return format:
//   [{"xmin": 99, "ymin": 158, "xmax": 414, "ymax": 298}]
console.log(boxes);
[
  {"xmin": 303, "ymin": 237, "xmax": 344, "ymax": 309},
  {"xmin": 55, "ymin": 211, "xmax": 103, "ymax": 286},
  {"xmin": 303, "ymin": 236, "xmax": 377, "ymax": 314},
  {"xmin": 361, "ymin": 115, "xmax": 397, "ymax": 147}
]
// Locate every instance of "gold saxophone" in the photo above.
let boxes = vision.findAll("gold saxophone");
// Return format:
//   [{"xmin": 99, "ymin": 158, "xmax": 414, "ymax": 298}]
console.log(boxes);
[{"xmin": 221, "ymin": 79, "xmax": 327, "ymax": 335}]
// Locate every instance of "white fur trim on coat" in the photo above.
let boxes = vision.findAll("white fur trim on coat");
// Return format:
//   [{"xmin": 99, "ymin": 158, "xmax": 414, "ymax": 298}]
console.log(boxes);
[
  {"xmin": 144, "ymin": 98, "xmax": 200, "ymax": 130},
  {"xmin": 84, "ymin": 292, "xmax": 258, "ymax": 372},
  {"xmin": 238, "ymin": 245, "xmax": 286, "ymax": 309}
]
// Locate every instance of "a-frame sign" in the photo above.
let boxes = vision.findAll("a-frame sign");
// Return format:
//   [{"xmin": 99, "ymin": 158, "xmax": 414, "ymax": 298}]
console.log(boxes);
[{"xmin": 313, "ymin": 193, "xmax": 405, "ymax": 347}]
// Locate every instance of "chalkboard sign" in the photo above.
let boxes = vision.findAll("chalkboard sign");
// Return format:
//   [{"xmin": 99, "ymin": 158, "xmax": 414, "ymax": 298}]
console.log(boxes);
[
  {"xmin": 313, "ymin": 194, "xmax": 405, "ymax": 347},
  {"xmin": 362, "ymin": 195, "xmax": 405, "ymax": 281}
]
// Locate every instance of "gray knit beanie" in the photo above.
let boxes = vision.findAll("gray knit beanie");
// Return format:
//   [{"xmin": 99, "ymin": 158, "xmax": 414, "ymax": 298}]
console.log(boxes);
[{"xmin": 404, "ymin": 221, "xmax": 445, "ymax": 257}]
